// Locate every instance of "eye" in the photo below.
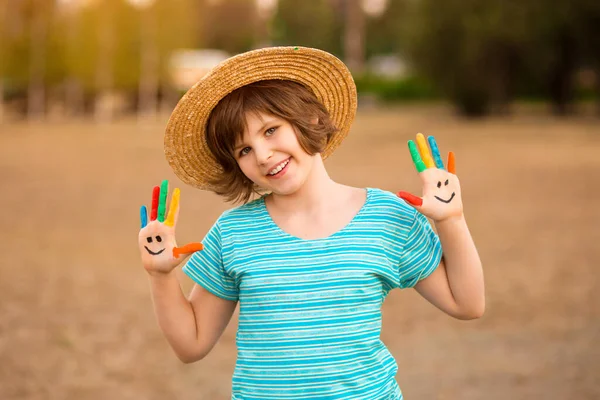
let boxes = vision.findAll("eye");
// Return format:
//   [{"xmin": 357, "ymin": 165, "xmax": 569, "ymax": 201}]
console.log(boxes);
[
  {"xmin": 265, "ymin": 126, "xmax": 277, "ymax": 136},
  {"xmin": 437, "ymin": 181, "xmax": 441, "ymax": 188},
  {"xmin": 444, "ymin": 179, "xmax": 449, "ymax": 186},
  {"xmin": 239, "ymin": 147, "xmax": 251, "ymax": 157},
  {"xmin": 146, "ymin": 237, "xmax": 153, "ymax": 243},
  {"xmin": 156, "ymin": 236, "xmax": 162, "ymax": 242}
]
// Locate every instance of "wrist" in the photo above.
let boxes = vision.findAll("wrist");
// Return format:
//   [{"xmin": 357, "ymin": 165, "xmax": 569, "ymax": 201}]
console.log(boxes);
[
  {"xmin": 434, "ymin": 213, "xmax": 465, "ymax": 227},
  {"xmin": 146, "ymin": 267, "xmax": 178, "ymax": 280}
]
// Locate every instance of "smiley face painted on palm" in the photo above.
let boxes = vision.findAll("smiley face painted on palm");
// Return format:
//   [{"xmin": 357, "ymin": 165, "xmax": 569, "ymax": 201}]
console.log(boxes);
[
  {"xmin": 398, "ymin": 134, "xmax": 464, "ymax": 222},
  {"xmin": 434, "ymin": 179, "xmax": 454, "ymax": 203},
  {"xmin": 145, "ymin": 234, "xmax": 165, "ymax": 255}
]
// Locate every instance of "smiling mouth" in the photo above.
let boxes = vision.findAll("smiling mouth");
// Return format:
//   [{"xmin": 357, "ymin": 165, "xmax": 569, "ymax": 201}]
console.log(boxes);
[
  {"xmin": 434, "ymin": 192, "xmax": 456, "ymax": 203},
  {"xmin": 144, "ymin": 246, "xmax": 165, "ymax": 256}
]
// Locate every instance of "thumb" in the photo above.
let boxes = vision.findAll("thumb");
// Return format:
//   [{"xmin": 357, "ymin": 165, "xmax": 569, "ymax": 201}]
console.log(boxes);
[
  {"xmin": 173, "ymin": 242, "xmax": 204, "ymax": 259},
  {"xmin": 397, "ymin": 191, "xmax": 423, "ymax": 207}
]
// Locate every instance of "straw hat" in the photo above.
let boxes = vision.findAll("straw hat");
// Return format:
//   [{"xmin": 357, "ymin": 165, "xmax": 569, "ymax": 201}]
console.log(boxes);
[{"xmin": 164, "ymin": 46, "xmax": 357, "ymax": 191}]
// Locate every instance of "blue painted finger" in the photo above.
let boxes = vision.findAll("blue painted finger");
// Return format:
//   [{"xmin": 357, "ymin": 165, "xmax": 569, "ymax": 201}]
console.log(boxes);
[
  {"xmin": 428, "ymin": 136, "xmax": 445, "ymax": 169},
  {"xmin": 140, "ymin": 205, "xmax": 148, "ymax": 229}
]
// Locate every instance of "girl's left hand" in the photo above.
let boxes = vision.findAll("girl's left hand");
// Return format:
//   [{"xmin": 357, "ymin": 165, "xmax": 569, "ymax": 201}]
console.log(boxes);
[{"xmin": 398, "ymin": 133, "xmax": 463, "ymax": 222}]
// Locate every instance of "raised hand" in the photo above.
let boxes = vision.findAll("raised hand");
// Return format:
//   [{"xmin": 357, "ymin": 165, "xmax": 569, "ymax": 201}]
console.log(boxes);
[
  {"xmin": 398, "ymin": 133, "xmax": 463, "ymax": 222},
  {"xmin": 138, "ymin": 180, "xmax": 203, "ymax": 275}
]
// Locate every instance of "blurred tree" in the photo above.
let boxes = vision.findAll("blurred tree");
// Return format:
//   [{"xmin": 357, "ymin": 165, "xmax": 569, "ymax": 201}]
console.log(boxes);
[
  {"xmin": 272, "ymin": 0, "xmax": 341, "ymax": 56},
  {"xmin": 365, "ymin": 0, "xmax": 406, "ymax": 58},
  {"xmin": 199, "ymin": 0, "xmax": 258, "ymax": 54},
  {"xmin": 343, "ymin": 0, "xmax": 366, "ymax": 73},
  {"xmin": 527, "ymin": 0, "xmax": 600, "ymax": 114},
  {"xmin": 0, "ymin": 0, "xmax": 6, "ymax": 122},
  {"xmin": 403, "ymin": 0, "xmax": 529, "ymax": 116},
  {"xmin": 27, "ymin": 0, "xmax": 53, "ymax": 120}
]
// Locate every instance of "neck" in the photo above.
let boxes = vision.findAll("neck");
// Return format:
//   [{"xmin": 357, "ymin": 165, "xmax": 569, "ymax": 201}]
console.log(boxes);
[{"xmin": 268, "ymin": 154, "xmax": 340, "ymax": 214}]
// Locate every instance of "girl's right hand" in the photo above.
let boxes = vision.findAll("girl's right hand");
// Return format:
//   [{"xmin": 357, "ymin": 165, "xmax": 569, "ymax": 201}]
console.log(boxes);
[{"xmin": 138, "ymin": 180, "xmax": 203, "ymax": 276}]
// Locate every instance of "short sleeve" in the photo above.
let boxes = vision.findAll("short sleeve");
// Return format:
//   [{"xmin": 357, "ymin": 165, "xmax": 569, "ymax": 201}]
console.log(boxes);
[
  {"xmin": 397, "ymin": 209, "xmax": 443, "ymax": 289},
  {"xmin": 182, "ymin": 219, "xmax": 239, "ymax": 301}
]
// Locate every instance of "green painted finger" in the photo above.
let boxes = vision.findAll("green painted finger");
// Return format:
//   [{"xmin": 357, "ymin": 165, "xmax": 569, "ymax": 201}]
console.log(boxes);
[
  {"xmin": 408, "ymin": 140, "xmax": 426, "ymax": 172},
  {"xmin": 158, "ymin": 180, "xmax": 168, "ymax": 222},
  {"xmin": 428, "ymin": 136, "xmax": 445, "ymax": 169}
]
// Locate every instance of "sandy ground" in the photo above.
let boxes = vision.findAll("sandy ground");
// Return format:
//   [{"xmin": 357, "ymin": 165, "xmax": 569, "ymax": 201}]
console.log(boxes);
[{"xmin": 0, "ymin": 105, "xmax": 599, "ymax": 400}]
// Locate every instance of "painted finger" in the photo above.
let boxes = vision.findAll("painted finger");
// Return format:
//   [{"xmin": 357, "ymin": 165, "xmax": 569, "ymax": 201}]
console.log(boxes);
[
  {"xmin": 165, "ymin": 188, "xmax": 180, "ymax": 227},
  {"xmin": 140, "ymin": 205, "xmax": 148, "ymax": 229},
  {"xmin": 150, "ymin": 185, "xmax": 159, "ymax": 221},
  {"xmin": 416, "ymin": 133, "xmax": 435, "ymax": 169},
  {"xmin": 448, "ymin": 151, "xmax": 456, "ymax": 174},
  {"xmin": 408, "ymin": 140, "xmax": 426, "ymax": 173},
  {"xmin": 427, "ymin": 136, "xmax": 445, "ymax": 169},
  {"xmin": 158, "ymin": 180, "xmax": 168, "ymax": 222},
  {"xmin": 173, "ymin": 242, "xmax": 204, "ymax": 258},
  {"xmin": 397, "ymin": 191, "xmax": 423, "ymax": 207}
]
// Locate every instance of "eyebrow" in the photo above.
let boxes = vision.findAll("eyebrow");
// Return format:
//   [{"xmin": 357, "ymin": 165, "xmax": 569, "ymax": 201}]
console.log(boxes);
[{"xmin": 233, "ymin": 117, "xmax": 277, "ymax": 152}]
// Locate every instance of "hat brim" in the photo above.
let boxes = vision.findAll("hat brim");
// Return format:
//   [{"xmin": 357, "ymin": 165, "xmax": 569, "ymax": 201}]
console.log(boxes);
[{"xmin": 164, "ymin": 46, "xmax": 357, "ymax": 191}]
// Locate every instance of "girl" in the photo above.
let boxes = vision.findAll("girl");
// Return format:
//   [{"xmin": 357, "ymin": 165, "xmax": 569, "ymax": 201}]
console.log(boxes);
[{"xmin": 138, "ymin": 46, "xmax": 484, "ymax": 399}]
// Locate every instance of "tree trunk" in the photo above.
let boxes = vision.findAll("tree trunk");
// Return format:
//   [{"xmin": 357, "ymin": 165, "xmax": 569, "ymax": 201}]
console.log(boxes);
[
  {"xmin": 344, "ymin": 0, "xmax": 365, "ymax": 74},
  {"xmin": 548, "ymin": 31, "xmax": 577, "ymax": 116},
  {"xmin": 95, "ymin": 5, "xmax": 114, "ymax": 123},
  {"xmin": 138, "ymin": 6, "xmax": 158, "ymax": 121},
  {"xmin": 28, "ymin": 0, "xmax": 47, "ymax": 121},
  {"xmin": 64, "ymin": 8, "xmax": 83, "ymax": 117}
]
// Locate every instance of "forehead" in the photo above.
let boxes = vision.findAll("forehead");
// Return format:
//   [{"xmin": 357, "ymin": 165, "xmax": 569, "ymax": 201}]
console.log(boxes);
[{"xmin": 238, "ymin": 111, "xmax": 279, "ymax": 139}]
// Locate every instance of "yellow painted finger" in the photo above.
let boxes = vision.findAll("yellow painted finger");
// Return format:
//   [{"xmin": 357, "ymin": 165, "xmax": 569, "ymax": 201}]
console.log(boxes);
[
  {"xmin": 165, "ymin": 188, "xmax": 180, "ymax": 227},
  {"xmin": 416, "ymin": 133, "xmax": 435, "ymax": 168}
]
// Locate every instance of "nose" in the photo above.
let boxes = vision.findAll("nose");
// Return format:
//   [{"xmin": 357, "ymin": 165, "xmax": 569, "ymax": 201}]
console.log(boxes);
[{"xmin": 254, "ymin": 143, "xmax": 273, "ymax": 166}]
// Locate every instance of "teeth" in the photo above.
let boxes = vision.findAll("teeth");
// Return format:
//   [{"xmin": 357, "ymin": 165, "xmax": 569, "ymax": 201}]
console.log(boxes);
[{"xmin": 268, "ymin": 159, "xmax": 289, "ymax": 176}]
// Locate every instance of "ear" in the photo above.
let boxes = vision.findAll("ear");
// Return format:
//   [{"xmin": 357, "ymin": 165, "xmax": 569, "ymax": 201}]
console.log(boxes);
[{"xmin": 311, "ymin": 116, "xmax": 319, "ymax": 125}]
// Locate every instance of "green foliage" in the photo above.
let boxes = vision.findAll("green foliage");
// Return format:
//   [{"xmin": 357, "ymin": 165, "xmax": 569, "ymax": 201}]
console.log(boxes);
[
  {"xmin": 272, "ymin": 0, "xmax": 342, "ymax": 56},
  {"xmin": 364, "ymin": 0, "xmax": 407, "ymax": 58},
  {"xmin": 354, "ymin": 74, "xmax": 438, "ymax": 102},
  {"xmin": 200, "ymin": 0, "xmax": 258, "ymax": 54},
  {"xmin": 0, "ymin": 0, "xmax": 199, "ymax": 95}
]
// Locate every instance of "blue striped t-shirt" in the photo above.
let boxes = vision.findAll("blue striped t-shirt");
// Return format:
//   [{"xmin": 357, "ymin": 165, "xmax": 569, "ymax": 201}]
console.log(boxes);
[{"xmin": 183, "ymin": 188, "xmax": 442, "ymax": 399}]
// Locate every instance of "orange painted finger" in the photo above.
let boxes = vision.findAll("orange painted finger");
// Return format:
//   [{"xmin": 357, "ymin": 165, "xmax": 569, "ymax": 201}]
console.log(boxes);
[
  {"xmin": 447, "ymin": 151, "xmax": 456, "ymax": 174},
  {"xmin": 397, "ymin": 191, "xmax": 423, "ymax": 207},
  {"xmin": 173, "ymin": 242, "xmax": 204, "ymax": 258},
  {"xmin": 416, "ymin": 133, "xmax": 435, "ymax": 168},
  {"xmin": 165, "ymin": 188, "xmax": 180, "ymax": 227}
]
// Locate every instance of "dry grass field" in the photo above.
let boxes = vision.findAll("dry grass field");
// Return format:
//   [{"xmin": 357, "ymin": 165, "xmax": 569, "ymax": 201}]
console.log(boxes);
[{"xmin": 0, "ymin": 105, "xmax": 599, "ymax": 399}]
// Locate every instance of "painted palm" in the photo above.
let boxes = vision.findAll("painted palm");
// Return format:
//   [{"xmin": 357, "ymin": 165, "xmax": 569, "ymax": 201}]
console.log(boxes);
[
  {"xmin": 398, "ymin": 134, "xmax": 463, "ymax": 222},
  {"xmin": 138, "ymin": 180, "xmax": 203, "ymax": 274}
]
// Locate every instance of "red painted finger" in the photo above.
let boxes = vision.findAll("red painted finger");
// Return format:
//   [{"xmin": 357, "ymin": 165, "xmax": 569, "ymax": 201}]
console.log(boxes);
[
  {"xmin": 448, "ymin": 151, "xmax": 456, "ymax": 174},
  {"xmin": 173, "ymin": 242, "xmax": 204, "ymax": 258},
  {"xmin": 150, "ymin": 186, "xmax": 159, "ymax": 221},
  {"xmin": 397, "ymin": 191, "xmax": 423, "ymax": 206}
]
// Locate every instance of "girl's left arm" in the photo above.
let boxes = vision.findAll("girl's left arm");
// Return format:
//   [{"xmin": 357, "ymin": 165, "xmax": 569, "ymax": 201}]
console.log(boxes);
[
  {"xmin": 398, "ymin": 133, "xmax": 484, "ymax": 320},
  {"xmin": 414, "ymin": 216, "xmax": 484, "ymax": 320}
]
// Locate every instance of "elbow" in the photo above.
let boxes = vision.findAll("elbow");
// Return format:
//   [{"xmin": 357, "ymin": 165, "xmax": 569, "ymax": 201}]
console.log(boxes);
[
  {"xmin": 455, "ymin": 300, "xmax": 486, "ymax": 320},
  {"xmin": 175, "ymin": 348, "xmax": 208, "ymax": 364},
  {"xmin": 177, "ymin": 354, "xmax": 198, "ymax": 364}
]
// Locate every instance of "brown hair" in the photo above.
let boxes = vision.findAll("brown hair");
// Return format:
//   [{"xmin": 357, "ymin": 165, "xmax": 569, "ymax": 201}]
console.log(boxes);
[{"xmin": 205, "ymin": 80, "xmax": 338, "ymax": 204}]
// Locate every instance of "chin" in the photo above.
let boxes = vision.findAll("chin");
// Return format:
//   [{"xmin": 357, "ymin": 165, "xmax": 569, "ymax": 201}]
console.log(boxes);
[{"xmin": 270, "ymin": 180, "xmax": 304, "ymax": 196}]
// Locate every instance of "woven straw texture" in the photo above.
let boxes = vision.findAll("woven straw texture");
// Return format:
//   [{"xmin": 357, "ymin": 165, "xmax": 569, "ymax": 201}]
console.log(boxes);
[{"xmin": 164, "ymin": 46, "xmax": 357, "ymax": 191}]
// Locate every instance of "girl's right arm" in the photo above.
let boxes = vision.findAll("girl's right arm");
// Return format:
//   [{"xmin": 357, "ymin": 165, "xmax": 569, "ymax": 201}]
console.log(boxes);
[
  {"xmin": 139, "ymin": 180, "xmax": 236, "ymax": 363},
  {"xmin": 148, "ymin": 273, "xmax": 237, "ymax": 363}
]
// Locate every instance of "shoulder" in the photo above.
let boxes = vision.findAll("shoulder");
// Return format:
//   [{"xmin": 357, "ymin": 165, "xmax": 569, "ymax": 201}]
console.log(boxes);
[
  {"xmin": 365, "ymin": 187, "xmax": 416, "ymax": 217},
  {"xmin": 213, "ymin": 197, "xmax": 267, "ymax": 233}
]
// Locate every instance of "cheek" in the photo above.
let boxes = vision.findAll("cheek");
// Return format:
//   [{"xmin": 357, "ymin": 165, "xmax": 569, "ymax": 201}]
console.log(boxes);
[{"xmin": 237, "ymin": 159, "xmax": 257, "ymax": 179}]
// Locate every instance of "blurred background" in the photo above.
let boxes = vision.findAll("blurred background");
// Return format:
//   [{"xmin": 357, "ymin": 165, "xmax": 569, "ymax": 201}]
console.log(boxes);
[
  {"xmin": 1, "ymin": 0, "xmax": 599, "ymax": 399},
  {"xmin": 0, "ymin": 0, "xmax": 599, "ymax": 120}
]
